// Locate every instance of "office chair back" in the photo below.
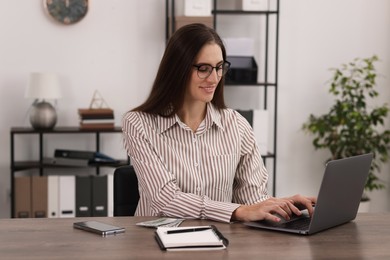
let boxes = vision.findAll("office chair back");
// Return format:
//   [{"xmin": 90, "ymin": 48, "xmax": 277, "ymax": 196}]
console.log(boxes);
[{"xmin": 113, "ymin": 165, "xmax": 139, "ymax": 216}]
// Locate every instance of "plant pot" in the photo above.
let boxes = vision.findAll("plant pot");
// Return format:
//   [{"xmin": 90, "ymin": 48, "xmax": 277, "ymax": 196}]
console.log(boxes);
[{"xmin": 358, "ymin": 199, "xmax": 371, "ymax": 213}]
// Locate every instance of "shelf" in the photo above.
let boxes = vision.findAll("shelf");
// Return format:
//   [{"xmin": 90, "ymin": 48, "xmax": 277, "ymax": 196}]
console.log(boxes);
[
  {"xmin": 12, "ymin": 160, "xmax": 129, "ymax": 172},
  {"xmin": 261, "ymin": 153, "xmax": 275, "ymax": 159},
  {"xmin": 225, "ymin": 82, "xmax": 277, "ymax": 87},
  {"xmin": 212, "ymin": 10, "xmax": 278, "ymax": 15},
  {"xmin": 10, "ymin": 126, "xmax": 128, "ymax": 218},
  {"xmin": 11, "ymin": 126, "xmax": 122, "ymax": 134}
]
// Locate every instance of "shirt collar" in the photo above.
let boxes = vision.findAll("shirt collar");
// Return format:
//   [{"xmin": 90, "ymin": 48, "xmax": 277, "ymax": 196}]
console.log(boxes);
[{"xmin": 157, "ymin": 103, "xmax": 224, "ymax": 134}]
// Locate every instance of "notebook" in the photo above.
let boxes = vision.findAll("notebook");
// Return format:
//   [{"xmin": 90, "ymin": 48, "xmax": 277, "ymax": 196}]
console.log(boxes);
[
  {"xmin": 155, "ymin": 225, "xmax": 229, "ymax": 251},
  {"xmin": 244, "ymin": 153, "xmax": 373, "ymax": 235}
]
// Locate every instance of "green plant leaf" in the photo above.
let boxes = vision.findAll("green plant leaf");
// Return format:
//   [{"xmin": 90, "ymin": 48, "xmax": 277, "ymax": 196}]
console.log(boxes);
[{"xmin": 302, "ymin": 55, "xmax": 390, "ymax": 193}]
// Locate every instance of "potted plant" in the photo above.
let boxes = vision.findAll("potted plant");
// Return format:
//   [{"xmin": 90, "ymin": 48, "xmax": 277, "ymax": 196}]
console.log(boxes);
[{"xmin": 302, "ymin": 55, "xmax": 390, "ymax": 204}]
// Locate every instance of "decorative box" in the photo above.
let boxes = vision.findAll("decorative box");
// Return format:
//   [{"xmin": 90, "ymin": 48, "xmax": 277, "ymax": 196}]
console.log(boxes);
[
  {"xmin": 239, "ymin": 0, "xmax": 269, "ymax": 11},
  {"xmin": 225, "ymin": 56, "xmax": 258, "ymax": 84},
  {"xmin": 184, "ymin": 0, "xmax": 212, "ymax": 16}
]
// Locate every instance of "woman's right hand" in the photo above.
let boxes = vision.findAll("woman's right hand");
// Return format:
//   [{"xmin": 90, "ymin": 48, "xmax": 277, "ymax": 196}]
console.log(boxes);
[{"xmin": 232, "ymin": 195, "xmax": 316, "ymax": 222}]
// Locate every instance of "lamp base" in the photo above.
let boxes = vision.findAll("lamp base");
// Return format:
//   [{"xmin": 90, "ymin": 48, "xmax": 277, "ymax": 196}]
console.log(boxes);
[{"xmin": 29, "ymin": 101, "xmax": 57, "ymax": 130}]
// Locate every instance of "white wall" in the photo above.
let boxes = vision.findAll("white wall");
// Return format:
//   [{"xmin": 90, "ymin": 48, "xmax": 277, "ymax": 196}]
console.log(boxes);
[
  {"xmin": 0, "ymin": 0, "xmax": 165, "ymax": 218},
  {"xmin": 278, "ymin": 0, "xmax": 390, "ymax": 212},
  {"xmin": 0, "ymin": 0, "xmax": 389, "ymax": 218}
]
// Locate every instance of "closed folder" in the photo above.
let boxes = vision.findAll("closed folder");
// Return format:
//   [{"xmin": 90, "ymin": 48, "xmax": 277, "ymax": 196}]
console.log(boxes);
[
  {"xmin": 76, "ymin": 176, "xmax": 92, "ymax": 217},
  {"xmin": 92, "ymin": 175, "xmax": 108, "ymax": 216},
  {"xmin": 107, "ymin": 173, "xmax": 114, "ymax": 217},
  {"xmin": 48, "ymin": 175, "xmax": 59, "ymax": 218},
  {"xmin": 32, "ymin": 176, "xmax": 48, "ymax": 218},
  {"xmin": 59, "ymin": 176, "xmax": 75, "ymax": 218},
  {"xmin": 14, "ymin": 176, "xmax": 31, "ymax": 218}
]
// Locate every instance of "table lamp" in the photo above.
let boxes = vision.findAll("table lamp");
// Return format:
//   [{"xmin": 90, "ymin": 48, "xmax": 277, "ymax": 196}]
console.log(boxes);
[{"xmin": 25, "ymin": 72, "xmax": 61, "ymax": 130}]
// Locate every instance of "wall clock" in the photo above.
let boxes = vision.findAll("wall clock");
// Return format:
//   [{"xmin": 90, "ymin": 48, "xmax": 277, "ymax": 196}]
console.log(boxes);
[{"xmin": 44, "ymin": 0, "xmax": 88, "ymax": 25}]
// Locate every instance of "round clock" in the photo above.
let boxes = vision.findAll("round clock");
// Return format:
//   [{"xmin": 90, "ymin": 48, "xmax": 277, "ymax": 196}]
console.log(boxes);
[{"xmin": 44, "ymin": 0, "xmax": 88, "ymax": 25}]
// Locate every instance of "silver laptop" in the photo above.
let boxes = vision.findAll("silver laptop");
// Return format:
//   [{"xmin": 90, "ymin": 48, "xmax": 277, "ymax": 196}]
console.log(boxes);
[{"xmin": 243, "ymin": 153, "xmax": 373, "ymax": 235}]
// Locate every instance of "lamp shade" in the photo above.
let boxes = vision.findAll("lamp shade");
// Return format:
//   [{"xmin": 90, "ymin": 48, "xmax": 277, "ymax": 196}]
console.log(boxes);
[{"xmin": 25, "ymin": 73, "xmax": 61, "ymax": 99}]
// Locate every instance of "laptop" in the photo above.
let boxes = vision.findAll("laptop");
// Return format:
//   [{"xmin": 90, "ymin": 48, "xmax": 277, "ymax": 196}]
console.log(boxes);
[{"xmin": 243, "ymin": 153, "xmax": 373, "ymax": 235}]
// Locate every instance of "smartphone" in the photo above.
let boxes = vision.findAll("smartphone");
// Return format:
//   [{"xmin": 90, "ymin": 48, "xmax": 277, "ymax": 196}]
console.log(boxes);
[{"xmin": 73, "ymin": 221, "xmax": 125, "ymax": 236}]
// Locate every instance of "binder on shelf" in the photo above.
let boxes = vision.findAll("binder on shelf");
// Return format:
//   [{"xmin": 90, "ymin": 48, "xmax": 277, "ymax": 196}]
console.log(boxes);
[
  {"xmin": 54, "ymin": 149, "xmax": 118, "ymax": 164},
  {"xmin": 55, "ymin": 149, "xmax": 95, "ymax": 160},
  {"xmin": 48, "ymin": 175, "xmax": 59, "ymax": 218},
  {"xmin": 14, "ymin": 176, "xmax": 31, "ymax": 218},
  {"xmin": 59, "ymin": 176, "xmax": 75, "ymax": 218},
  {"xmin": 32, "ymin": 176, "xmax": 48, "ymax": 218},
  {"xmin": 107, "ymin": 173, "xmax": 114, "ymax": 217},
  {"xmin": 43, "ymin": 157, "xmax": 89, "ymax": 167},
  {"xmin": 92, "ymin": 175, "xmax": 108, "ymax": 216},
  {"xmin": 76, "ymin": 176, "xmax": 92, "ymax": 217}
]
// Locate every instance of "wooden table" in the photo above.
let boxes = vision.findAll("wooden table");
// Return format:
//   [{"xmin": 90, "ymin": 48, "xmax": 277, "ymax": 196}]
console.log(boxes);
[{"xmin": 0, "ymin": 213, "xmax": 389, "ymax": 259}]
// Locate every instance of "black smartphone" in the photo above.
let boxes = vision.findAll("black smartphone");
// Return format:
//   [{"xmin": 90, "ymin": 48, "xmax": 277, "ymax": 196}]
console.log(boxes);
[{"xmin": 73, "ymin": 221, "xmax": 125, "ymax": 236}]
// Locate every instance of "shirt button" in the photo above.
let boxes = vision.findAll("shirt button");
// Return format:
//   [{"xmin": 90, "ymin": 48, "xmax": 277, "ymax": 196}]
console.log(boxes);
[
  {"xmin": 194, "ymin": 162, "xmax": 199, "ymax": 167},
  {"xmin": 196, "ymin": 187, "xmax": 201, "ymax": 192}
]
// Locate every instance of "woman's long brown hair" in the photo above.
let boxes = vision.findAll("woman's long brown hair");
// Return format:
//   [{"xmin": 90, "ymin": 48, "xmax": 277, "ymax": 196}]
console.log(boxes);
[{"xmin": 131, "ymin": 23, "xmax": 227, "ymax": 116}]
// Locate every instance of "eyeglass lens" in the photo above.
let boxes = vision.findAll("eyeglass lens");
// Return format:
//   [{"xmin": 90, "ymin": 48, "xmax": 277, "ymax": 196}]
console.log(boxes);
[{"xmin": 196, "ymin": 62, "xmax": 230, "ymax": 79}]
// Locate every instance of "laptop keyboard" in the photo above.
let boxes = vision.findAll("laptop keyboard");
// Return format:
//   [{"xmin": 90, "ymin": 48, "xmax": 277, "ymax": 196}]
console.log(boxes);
[
  {"xmin": 282, "ymin": 217, "xmax": 311, "ymax": 230},
  {"xmin": 264, "ymin": 216, "xmax": 311, "ymax": 230}
]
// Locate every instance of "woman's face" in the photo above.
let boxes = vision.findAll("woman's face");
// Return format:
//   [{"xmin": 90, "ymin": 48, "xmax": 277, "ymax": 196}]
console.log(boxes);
[{"xmin": 185, "ymin": 42, "xmax": 224, "ymax": 106}]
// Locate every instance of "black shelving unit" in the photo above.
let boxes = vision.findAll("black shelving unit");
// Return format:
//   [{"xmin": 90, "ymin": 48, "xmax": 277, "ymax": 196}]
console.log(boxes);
[
  {"xmin": 166, "ymin": 0, "xmax": 279, "ymax": 195},
  {"xmin": 10, "ymin": 126, "xmax": 129, "ymax": 218}
]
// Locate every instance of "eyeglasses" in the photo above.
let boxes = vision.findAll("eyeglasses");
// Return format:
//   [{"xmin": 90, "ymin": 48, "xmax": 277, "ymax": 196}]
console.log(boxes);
[{"xmin": 193, "ymin": 61, "xmax": 231, "ymax": 79}]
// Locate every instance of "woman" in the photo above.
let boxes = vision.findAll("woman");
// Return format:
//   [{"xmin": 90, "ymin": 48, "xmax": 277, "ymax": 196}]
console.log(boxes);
[{"xmin": 122, "ymin": 23, "xmax": 316, "ymax": 223}]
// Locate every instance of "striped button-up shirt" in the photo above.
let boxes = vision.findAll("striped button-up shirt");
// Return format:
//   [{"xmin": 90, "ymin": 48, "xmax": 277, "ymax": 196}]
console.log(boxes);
[{"xmin": 122, "ymin": 103, "xmax": 269, "ymax": 223}]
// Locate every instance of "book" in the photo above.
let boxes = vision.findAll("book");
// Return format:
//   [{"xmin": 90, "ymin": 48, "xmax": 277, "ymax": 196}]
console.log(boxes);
[
  {"xmin": 78, "ymin": 108, "xmax": 114, "ymax": 116},
  {"xmin": 155, "ymin": 225, "xmax": 228, "ymax": 251},
  {"xmin": 80, "ymin": 119, "xmax": 115, "ymax": 124},
  {"xmin": 79, "ymin": 122, "xmax": 115, "ymax": 130},
  {"xmin": 78, "ymin": 108, "xmax": 115, "ymax": 128},
  {"xmin": 79, "ymin": 114, "xmax": 114, "ymax": 120}
]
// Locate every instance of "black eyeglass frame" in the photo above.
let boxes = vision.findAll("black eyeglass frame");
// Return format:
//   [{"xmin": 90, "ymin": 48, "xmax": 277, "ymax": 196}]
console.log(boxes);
[{"xmin": 192, "ymin": 61, "xmax": 231, "ymax": 79}]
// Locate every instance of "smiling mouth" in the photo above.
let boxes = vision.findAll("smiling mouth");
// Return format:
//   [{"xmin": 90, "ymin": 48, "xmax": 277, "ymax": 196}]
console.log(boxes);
[{"xmin": 201, "ymin": 86, "xmax": 216, "ymax": 92}]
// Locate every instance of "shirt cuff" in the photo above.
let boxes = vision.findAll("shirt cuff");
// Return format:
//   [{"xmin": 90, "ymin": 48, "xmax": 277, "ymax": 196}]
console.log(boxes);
[{"xmin": 204, "ymin": 199, "xmax": 241, "ymax": 223}]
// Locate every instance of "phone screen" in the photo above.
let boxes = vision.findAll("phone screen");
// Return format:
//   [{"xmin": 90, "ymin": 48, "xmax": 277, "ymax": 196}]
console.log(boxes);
[{"xmin": 73, "ymin": 221, "xmax": 125, "ymax": 236}]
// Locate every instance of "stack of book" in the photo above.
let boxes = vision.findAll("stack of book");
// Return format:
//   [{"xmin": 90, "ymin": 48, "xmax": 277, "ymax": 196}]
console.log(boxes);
[{"xmin": 78, "ymin": 108, "xmax": 114, "ymax": 130}]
